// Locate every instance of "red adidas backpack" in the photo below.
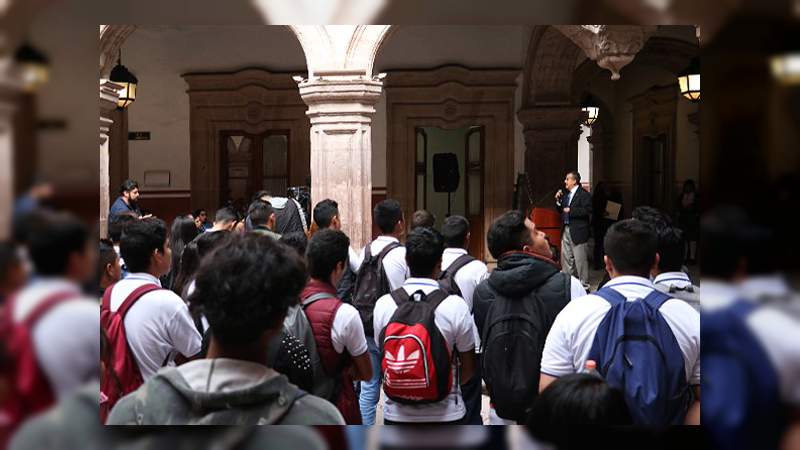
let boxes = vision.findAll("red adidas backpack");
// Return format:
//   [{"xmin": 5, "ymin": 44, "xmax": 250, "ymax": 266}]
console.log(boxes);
[
  {"xmin": 0, "ymin": 290, "xmax": 76, "ymax": 441},
  {"xmin": 379, "ymin": 288, "xmax": 453, "ymax": 404},
  {"xmin": 100, "ymin": 283, "xmax": 162, "ymax": 423}
]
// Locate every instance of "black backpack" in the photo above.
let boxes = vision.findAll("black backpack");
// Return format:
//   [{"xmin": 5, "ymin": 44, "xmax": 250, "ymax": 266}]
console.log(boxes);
[
  {"xmin": 436, "ymin": 254, "xmax": 475, "ymax": 300},
  {"xmin": 352, "ymin": 241, "xmax": 401, "ymax": 337},
  {"xmin": 480, "ymin": 290, "xmax": 551, "ymax": 422}
]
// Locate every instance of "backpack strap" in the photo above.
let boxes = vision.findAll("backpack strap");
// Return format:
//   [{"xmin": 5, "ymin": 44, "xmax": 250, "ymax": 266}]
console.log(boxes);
[
  {"xmin": 103, "ymin": 283, "xmax": 163, "ymax": 319},
  {"xmin": 669, "ymin": 284, "xmax": 696, "ymax": 294},
  {"xmin": 440, "ymin": 254, "xmax": 475, "ymax": 280},
  {"xmin": 563, "ymin": 272, "xmax": 572, "ymax": 304},
  {"xmin": 389, "ymin": 287, "xmax": 410, "ymax": 307},
  {"xmin": 641, "ymin": 288, "xmax": 673, "ymax": 311},
  {"xmin": 301, "ymin": 292, "xmax": 337, "ymax": 309},
  {"xmin": 593, "ymin": 286, "xmax": 628, "ymax": 307},
  {"xmin": 376, "ymin": 241, "xmax": 401, "ymax": 261},
  {"xmin": 21, "ymin": 290, "xmax": 78, "ymax": 327},
  {"xmin": 420, "ymin": 289, "xmax": 450, "ymax": 310}
]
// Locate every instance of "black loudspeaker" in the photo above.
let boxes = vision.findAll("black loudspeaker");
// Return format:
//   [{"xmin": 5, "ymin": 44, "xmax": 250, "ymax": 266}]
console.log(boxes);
[{"xmin": 433, "ymin": 153, "xmax": 460, "ymax": 193}]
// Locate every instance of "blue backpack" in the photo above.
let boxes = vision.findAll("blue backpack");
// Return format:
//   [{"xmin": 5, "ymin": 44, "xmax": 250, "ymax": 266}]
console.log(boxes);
[
  {"xmin": 702, "ymin": 300, "xmax": 785, "ymax": 450},
  {"xmin": 587, "ymin": 287, "xmax": 691, "ymax": 426}
]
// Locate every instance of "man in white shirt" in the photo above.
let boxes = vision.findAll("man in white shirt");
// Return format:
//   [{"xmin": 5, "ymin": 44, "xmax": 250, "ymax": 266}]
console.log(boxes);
[
  {"xmin": 652, "ymin": 226, "xmax": 700, "ymax": 312},
  {"xmin": 11, "ymin": 212, "xmax": 99, "ymax": 403},
  {"xmin": 540, "ymin": 219, "xmax": 701, "ymax": 425},
  {"xmin": 110, "ymin": 218, "xmax": 201, "ymax": 380},
  {"xmin": 699, "ymin": 206, "xmax": 800, "ymax": 449},
  {"xmin": 439, "ymin": 215, "xmax": 488, "ymax": 424},
  {"xmin": 301, "ymin": 228, "xmax": 373, "ymax": 423},
  {"xmin": 311, "ymin": 199, "xmax": 363, "ymax": 303},
  {"xmin": 355, "ymin": 199, "xmax": 409, "ymax": 425},
  {"xmin": 373, "ymin": 227, "xmax": 475, "ymax": 424}
]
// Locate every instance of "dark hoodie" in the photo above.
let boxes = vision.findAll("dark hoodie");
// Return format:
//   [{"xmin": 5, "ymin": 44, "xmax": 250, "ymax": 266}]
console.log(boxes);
[
  {"xmin": 473, "ymin": 251, "xmax": 571, "ymax": 340},
  {"xmin": 106, "ymin": 358, "xmax": 344, "ymax": 425}
]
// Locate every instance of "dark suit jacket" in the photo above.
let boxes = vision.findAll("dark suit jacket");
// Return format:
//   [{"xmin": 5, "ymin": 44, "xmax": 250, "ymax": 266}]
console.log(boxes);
[{"xmin": 556, "ymin": 187, "xmax": 592, "ymax": 244}]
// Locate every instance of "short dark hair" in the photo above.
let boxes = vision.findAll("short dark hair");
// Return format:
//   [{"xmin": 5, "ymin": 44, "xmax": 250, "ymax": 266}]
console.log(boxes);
[
  {"xmin": 441, "ymin": 215, "xmax": 470, "ymax": 248},
  {"xmin": 487, "ymin": 210, "xmax": 532, "ymax": 259},
  {"xmin": 98, "ymin": 239, "xmax": 119, "ymax": 279},
  {"xmin": 108, "ymin": 212, "xmax": 137, "ymax": 243},
  {"xmin": 411, "ymin": 210, "xmax": 436, "ymax": 230},
  {"xmin": 313, "ymin": 199, "xmax": 339, "ymax": 229},
  {"xmin": 405, "ymin": 227, "xmax": 444, "ymax": 278},
  {"xmin": 213, "ymin": 207, "xmax": 237, "ymax": 225},
  {"xmin": 632, "ymin": 206, "xmax": 672, "ymax": 230},
  {"xmin": 374, "ymin": 199, "xmax": 403, "ymax": 234},
  {"xmin": 120, "ymin": 218, "xmax": 168, "ymax": 273},
  {"xmin": 279, "ymin": 232, "xmax": 308, "ymax": 258},
  {"xmin": 699, "ymin": 206, "xmax": 751, "ymax": 279},
  {"xmin": 27, "ymin": 211, "xmax": 90, "ymax": 276},
  {"xmin": 526, "ymin": 374, "xmax": 631, "ymax": 447},
  {"xmin": 657, "ymin": 226, "xmax": 685, "ymax": 273},
  {"xmin": 119, "ymin": 179, "xmax": 138, "ymax": 195},
  {"xmin": 567, "ymin": 171, "xmax": 581, "ymax": 184},
  {"xmin": 192, "ymin": 209, "xmax": 207, "ymax": 218},
  {"xmin": 604, "ymin": 219, "xmax": 658, "ymax": 277},
  {"xmin": 307, "ymin": 229, "xmax": 350, "ymax": 284},
  {"xmin": 189, "ymin": 234, "xmax": 307, "ymax": 347},
  {"xmin": 248, "ymin": 201, "xmax": 274, "ymax": 227},
  {"xmin": 251, "ymin": 190, "xmax": 271, "ymax": 203}
]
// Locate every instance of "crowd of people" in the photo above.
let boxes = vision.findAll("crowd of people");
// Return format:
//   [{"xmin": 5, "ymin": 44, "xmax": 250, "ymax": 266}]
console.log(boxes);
[{"xmin": 0, "ymin": 174, "xmax": 797, "ymax": 450}]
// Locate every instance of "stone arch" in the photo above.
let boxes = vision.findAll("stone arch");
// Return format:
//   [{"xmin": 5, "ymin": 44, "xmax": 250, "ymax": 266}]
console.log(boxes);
[
  {"xmin": 101, "ymin": 25, "xmax": 395, "ymax": 79},
  {"xmin": 287, "ymin": 25, "xmax": 393, "ymax": 77},
  {"xmin": 521, "ymin": 26, "xmax": 583, "ymax": 108}
]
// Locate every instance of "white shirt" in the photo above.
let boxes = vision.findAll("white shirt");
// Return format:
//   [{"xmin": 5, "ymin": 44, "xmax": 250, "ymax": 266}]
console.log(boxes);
[
  {"xmin": 702, "ymin": 278, "xmax": 800, "ymax": 406},
  {"xmin": 653, "ymin": 271, "xmax": 693, "ymax": 290},
  {"xmin": 302, "ymin": 296, "xmax": 368, "ymax": 357},
  {"xmin": 108, "ymin": 272, "xmax": 202, "ymax": 379},
  {"xmin": 541, "ymin": 276, "xmax": 701, "ymax": 385},
  {"xmin": 441, "ymin": 248, "xmax": 488, "ymax": 350},
  {"xmin": 352, "ymin": 235, "xmax": 408, "ymax": 291},
  {"xmin": 12, "ymin": 278, "xmax": 100, "ymax": 399},
  {"xmin": 373, "ymin": 278, "xmax": 476, "ymax": 423},
  {"xmin": 557, "ymin": 185, "xmax": 580, "ymax": 207}
]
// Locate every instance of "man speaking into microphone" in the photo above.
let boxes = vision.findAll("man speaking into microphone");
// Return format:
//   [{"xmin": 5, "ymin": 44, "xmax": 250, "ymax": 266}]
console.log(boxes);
[{"xmin": 555, "ymin": 171, "xmax": 592, "ymax": 291}]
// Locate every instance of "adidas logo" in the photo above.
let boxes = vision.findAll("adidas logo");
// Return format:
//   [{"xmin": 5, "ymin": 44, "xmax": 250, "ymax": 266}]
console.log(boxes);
[{"xmin": 385, "ymin": 345, "xmax": 420, "ymax": 374}]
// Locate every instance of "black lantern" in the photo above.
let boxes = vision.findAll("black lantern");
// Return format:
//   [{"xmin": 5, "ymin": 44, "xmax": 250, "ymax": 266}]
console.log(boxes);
[
  {"xmin": 580, "ymin": 94, "xmax": 600, "ymax": 127},
  {"xmin": 14, "ymin": 41, "xmax": 50, "ymax": 93},
  {"xmin": 109, "ymin": 50, "xmax": 138, "ymax": 109},
  {"xmin": 678, "ymin": 57, "xmax": 700, "ymax": 102}
]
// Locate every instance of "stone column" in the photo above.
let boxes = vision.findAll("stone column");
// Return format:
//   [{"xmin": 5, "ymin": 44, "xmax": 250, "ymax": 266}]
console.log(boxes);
[
  {"xmin": 295, "ymin": 73, "xmax": 383, "ymax": 250},
  {"xmin": 0, "ymin": 54, "xmax": 21, "ymax": 241},
  {"xmin": 99, "ymin": 81, "xmax": 121, "ymax": 238},
  {"xmin": 518, "ymin": 106, "xmax": 584, "ymax": 209}
]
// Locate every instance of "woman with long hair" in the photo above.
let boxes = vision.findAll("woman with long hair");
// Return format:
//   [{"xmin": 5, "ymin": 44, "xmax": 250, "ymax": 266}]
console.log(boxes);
[{"xmin": 162, "ymin": 215, "xmax": 199, "ymax": 290}]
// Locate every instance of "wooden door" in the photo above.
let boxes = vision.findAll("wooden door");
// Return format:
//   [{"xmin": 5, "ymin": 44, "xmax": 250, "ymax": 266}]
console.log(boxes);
[{"xmin": 220, "ymin": 131, "xmax": 289, "ymax": 215}]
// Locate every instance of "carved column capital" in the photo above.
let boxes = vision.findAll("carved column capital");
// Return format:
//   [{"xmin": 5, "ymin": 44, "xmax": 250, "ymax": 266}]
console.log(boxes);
[
  {"xmin": 555, "ymin": 25, "xmax": 657, "ymax": 80},
  {"xmin": 295, "ymin": 74, "xmax": 383, "ymax": 127}
]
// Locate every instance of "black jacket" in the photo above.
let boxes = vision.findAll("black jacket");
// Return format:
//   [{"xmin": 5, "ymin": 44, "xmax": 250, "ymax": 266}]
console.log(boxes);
[
  {"xmin": 556, "ymin": 187, "xmax": 592, "ymax": 245},
  {"xmin": 474, "ymin": 252, "xmax": 572, "ymax": 342}
]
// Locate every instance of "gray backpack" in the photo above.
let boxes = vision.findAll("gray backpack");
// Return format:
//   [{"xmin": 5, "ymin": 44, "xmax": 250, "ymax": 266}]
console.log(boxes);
[{"xmin": 654, "ymin": 283, "xmax": 700, "ymax": 312}]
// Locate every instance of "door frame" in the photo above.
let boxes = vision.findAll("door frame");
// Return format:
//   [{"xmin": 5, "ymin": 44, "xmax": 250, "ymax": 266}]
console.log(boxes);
[
  {"xmin": 384, "ymin": 65, "xmax": 519, "ymax": 263},
  {"xmin": 218, "ymin": 129, "xmax": 292, "ymax": 208},
  {"xmin": 184, "ymin": 69, "xmax": 310, "ymax": 213}
]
